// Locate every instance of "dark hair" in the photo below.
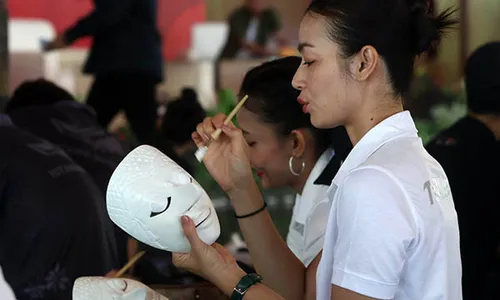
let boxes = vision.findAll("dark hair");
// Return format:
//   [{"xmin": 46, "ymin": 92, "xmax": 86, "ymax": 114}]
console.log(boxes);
[
  {"xmin": 239, "ymin": 56, "xmax": 351, "ymax": 157},
  {"xmin": 464, "ymin": 41, "xmax": 500, "ymax": 115},
  {"xmin": 307, "ymin": 0, "xmax": 457, "ymax": 96},
  {"xmin": 6, "ymin": 79, "xmax": 75, "ymax": 113},
  {"xmin": 161, "ymin": 88, "xmax": 206, "ymax": 145}
]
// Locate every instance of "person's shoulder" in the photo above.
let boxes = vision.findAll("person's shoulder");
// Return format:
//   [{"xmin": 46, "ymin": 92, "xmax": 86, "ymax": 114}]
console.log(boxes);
[
  {"xmin": 336, "ymin": 166, "xmax": 418, "ymax": 236},
  {"xmin": 343, "ymin": 166, "xmax": 403, "ymax": 193}
]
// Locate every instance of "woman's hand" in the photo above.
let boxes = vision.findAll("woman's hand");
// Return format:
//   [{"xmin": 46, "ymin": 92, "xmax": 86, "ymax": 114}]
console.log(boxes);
[
  {"xmin": 105, "ymin": 269, "xmax": 118, "ymax": 277},
  {"xmin": 172, "ymin": 216, "xmax": 245, "ymax": 293},
  {"xmin": 193, "ymin": 114, "xmax": 254, "ymax": 193}
]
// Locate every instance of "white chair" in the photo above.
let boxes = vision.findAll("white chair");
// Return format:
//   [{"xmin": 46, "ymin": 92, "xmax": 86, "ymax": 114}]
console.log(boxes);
[{"xmin": 8, "ymin": 18, "xmax": 76, "ymax": 96}]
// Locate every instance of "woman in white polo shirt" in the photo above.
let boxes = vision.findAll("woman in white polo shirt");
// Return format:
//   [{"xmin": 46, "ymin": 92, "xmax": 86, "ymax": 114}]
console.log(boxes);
[
  {"xmin": 172, "ymin": 0, "xmax": 462, "ymax": 299},
  {"xmin": 233, "ymin": 56, "xmax": 351, "ymax": 299}
]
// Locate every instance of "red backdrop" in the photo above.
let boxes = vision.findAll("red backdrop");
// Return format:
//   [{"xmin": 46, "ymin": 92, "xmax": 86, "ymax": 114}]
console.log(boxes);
[{"xmin": 7, "ymin": 0, "xmax": 206, "ymax": 61}]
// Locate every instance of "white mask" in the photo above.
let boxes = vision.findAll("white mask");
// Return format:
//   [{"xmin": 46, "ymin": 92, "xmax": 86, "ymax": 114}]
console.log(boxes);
[
  {"xmin": 72, "ymin": 276, "xmax": 169, "ymax": 300},
  {"xmin": 107, "ymin": 145, "xmax": 220, "ymax": 253}
]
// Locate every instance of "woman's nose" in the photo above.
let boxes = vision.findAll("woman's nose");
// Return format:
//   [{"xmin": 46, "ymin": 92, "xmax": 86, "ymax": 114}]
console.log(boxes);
[{"xmin": 292, "ymin": 67, "xmax": 305, "ymax": 91}]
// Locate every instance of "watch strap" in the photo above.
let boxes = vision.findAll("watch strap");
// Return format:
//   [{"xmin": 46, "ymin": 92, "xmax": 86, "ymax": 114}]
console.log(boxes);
[{"xmin": 231, "ymin": 273, "xmax": 263, "ymax": 300}]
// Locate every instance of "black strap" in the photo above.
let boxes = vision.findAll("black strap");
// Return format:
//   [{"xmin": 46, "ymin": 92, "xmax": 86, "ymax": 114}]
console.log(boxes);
[
  {"xmin": 234, "ymin": 202, "xmax": 267, "ymax": 219},
  {"xmin": 231, "ymin": 273, "xmax": 263, "ymax": 300}
]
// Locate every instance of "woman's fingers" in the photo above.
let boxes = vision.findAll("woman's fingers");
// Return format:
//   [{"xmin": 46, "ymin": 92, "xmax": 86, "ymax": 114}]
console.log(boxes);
[
  {"xmin": 211, "ymin": 113, "xmax": 227, "ymax": 129},
  {"xmin": 181, "ymin": 216, "xmax": 206, "ymax": 253},
  {"xmin": 192, "ymin": 132, "xmax": 205, "ymax": 149},
  {"xmin": 221, "ymin": 125, "xmax": 249, "ymax": 158},
  {"xmin": 196, "ymin": 122, "xmax": 210, "ymax": 143},
  {"xmin": 202, "ymin": 117, "xmax": 217, "ymax": 139}
]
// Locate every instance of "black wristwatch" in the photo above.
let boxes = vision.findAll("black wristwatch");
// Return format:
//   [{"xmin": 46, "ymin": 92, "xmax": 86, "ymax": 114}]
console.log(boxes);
[{"xmin": 231, "ymin": 273, "xmax": 263, "ymax": 300}]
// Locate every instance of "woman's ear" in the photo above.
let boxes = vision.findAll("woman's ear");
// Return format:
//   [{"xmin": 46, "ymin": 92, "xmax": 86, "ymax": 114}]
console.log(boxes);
[
  {"xmin": 290, "ymin": 129, "xmax": 306, "ymax": 158},
  {"xmin": 348, "ymin": 45, "xmax": 379, "ymax": 81}
]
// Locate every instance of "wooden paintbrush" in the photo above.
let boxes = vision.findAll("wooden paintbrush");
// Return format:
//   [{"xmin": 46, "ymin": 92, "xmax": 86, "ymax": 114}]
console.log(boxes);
[
  {"xmin": 114, "ymin": 250, "xmax": 146, "ymax": 278},
  {"xmin": 195, "ymin": 95, "xmax": 249, "ymax": 162}
]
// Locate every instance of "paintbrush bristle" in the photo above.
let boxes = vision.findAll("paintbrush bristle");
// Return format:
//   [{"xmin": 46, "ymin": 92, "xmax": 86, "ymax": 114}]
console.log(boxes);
[{"xmin": 195, "ymin": 146, "xmax": 207, "ymax": 162}]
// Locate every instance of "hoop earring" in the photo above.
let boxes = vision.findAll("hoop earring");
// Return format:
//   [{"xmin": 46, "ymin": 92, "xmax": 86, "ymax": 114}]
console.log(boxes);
[{"xmin": 289, "ymin": 156, "xmax": 305, "ymax": 176}]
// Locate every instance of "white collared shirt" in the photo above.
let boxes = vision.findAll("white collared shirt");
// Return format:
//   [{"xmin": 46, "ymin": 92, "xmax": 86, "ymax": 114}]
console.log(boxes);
[
  {"xmin": 317, "ymin": 111, "xmax": 462, "ymax": 300},
  {"xmin": 0, "ymin": 267, "xmax": 16, "ymax": 300},
  {"xmin": 287, "ymin": 149, "xmax": 334, "ymax": 267}
]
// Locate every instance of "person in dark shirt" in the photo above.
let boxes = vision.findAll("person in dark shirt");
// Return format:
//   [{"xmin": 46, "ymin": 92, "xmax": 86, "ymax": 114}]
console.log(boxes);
[
  {"xmin": 44, "ymin": 0, "xmax": 163, "ymax": 145},
  {"xmin": 0, "ymin": 114, "xmax": 118, "ymax": 300},
  {"xmin": 426, "ymin": 41, "xmax": 500, "ymax": 300},
  {"xmin": 215, "ymin": 0, "xmax": 285, "ymax": 90},
  {"xmin": 219, "ymin": 0, "xmax": 284, "ymax": 59},
  {"xmin": 5, "ymin": 79, "xmax": 130, "ymax": 267}
]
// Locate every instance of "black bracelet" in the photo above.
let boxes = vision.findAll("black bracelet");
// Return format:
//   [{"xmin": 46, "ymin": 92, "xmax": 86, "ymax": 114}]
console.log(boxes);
[{"xmin": 234, "ymin": 202, "xmax": 267, "ymax": 219}]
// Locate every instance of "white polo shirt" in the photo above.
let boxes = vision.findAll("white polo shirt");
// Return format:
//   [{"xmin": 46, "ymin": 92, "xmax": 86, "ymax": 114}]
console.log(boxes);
[
  {"xmin": 0, "ymin": 267, "xmax": 16, "ymax": 300},
  {"xmin": 287, "ymin": 149, "xmax": 334, "ymax": 266},
  {"xmin": 316, "ymin": 111, "xmax": 462, "ymax": 300}
]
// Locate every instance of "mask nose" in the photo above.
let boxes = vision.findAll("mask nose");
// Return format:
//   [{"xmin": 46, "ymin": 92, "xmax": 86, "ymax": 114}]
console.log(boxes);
[
  {"xmin": 172, "ymin": 172, "xmax": 191, "ymax": 185},
  {"xmin": 107, "ymin": 279, "xmax": 127, "ymax": 291}
]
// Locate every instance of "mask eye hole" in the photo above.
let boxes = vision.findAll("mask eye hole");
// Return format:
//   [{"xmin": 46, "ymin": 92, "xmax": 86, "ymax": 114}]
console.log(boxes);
[{"xmin": 149, "ymin": 196, "xmax": 172, "ymax": 218}]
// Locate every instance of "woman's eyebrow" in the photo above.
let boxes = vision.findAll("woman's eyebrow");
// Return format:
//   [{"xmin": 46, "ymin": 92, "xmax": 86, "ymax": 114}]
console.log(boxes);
[{"xmin": 298, "ymin": 42, "xmax": 315, "ymax": 53}]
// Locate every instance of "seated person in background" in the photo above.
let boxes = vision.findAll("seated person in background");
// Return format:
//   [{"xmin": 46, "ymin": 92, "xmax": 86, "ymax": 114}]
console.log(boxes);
[
  {"xmin": 0, "ymin": 114, "xmax": 118, "ymax": 299},
  {"xmin": 231, "ymin": 56, "xmax": 352, "ymax": 298},
  {"xmin": 158, "ymin": 88, "xmax": 206, "ymax": 175},
  {"xmin": 219, "ymin": 0, "xmax": 285, "ymax": 59},
  {"xmin": 5, "ymin": 79, "xmax": 130, "ymax": 266},
  {"xmin": 132, "ymin": 88, "xmax": 207, "ymax": 285},
  {"xmin": 426, "ymin": 42, "xmax": 500, "ymax": 300},
  {"xmin": 5, "ymin": 79, "xmax": 128, "ymax": 194}
]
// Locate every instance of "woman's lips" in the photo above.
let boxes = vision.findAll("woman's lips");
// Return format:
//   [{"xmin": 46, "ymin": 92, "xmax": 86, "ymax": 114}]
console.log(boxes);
[{"xmin": 298, "ymin": 98, "xmax": 309, "ymax": 113}]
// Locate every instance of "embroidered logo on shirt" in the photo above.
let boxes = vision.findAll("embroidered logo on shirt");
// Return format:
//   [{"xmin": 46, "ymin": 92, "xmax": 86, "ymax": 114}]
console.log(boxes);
[{"xmin": 292, "ymin": 221, "xmax": 305, "ymax": 236}]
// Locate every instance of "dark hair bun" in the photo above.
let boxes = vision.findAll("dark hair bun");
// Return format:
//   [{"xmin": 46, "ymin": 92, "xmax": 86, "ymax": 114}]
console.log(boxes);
[
  {"xmin": 180, "ymin": 88, "xmax": 198, "ymax": 103},
  {"xmin": 409, "ymin": 0, "xmax": 458, "ymax": 55},
  {"xmin": 161, "ymin": 87, "xmax": 206, "ymax": 145}
]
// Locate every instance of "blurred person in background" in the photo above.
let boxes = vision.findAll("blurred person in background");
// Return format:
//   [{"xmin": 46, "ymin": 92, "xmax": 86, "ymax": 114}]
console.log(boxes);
[
  {"xmin": 44, "ymin": 0, "xmax": 163, "ymax": 145},
  {"xmin": 0, "ymin": 114, "xmax": 118, "ymax": 299},
  {"xmin": 5, "ymin": 79, "xmax": 130, "ymax": 267},
  {"xmin": 426, "ymin": 41, "xmax": 500, "ymax": 300},
  {"xmin": 219, "ymin": 0, "xmax": 286, "ymax": 59},
  {"xmin": 215, "ymin": 0, "xmax": 288, "ymax": 90}
]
